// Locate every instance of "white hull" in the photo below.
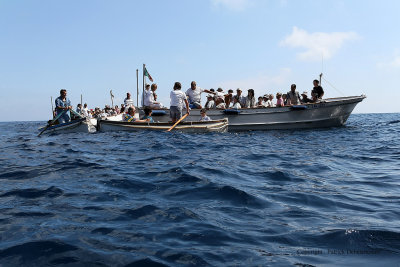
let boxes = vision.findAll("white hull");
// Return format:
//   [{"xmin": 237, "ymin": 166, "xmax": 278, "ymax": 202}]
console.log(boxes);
[
  {"xmin": 98, "ymin": 119, "xmax": 228, "ymax": 133},
  {"xmin": 39, "ymin": 118, "xmax": 96, "ymax": 135},
  {"xmin": 141, "ymin": 96, "xmax": 365, "ymax": 131},
  {"xmin": 89, "ymin": 114, "xmax": 124, "ymax": 126}
]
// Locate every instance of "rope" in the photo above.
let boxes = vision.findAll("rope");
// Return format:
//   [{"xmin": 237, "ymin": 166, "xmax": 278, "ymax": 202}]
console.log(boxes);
[{"xmin": 322, "ymin": 76, "xmax": 346, "ymax": 96}]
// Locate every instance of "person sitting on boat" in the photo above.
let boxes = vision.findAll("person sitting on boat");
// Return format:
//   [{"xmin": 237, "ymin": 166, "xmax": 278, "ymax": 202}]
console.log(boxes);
[
  {"xmin": 231, "ymin": 96, "xmax": 241, "ymax": 109},
  {"xmin": 55, "ymin": 89, "xmax": 72, "ymax": 124},
  {"xmin": 245, "ymin": 89, "xmax": 256, "ymax": 108},
  {"xmin": 286, "ymin": 84, "xmax": 302, "ymax": 105},
  {"xmin": 311, "ymin": 79, "xmax": 324, "ymax": 100},
  {"xmin": 114, "ymin": 105, "xmax": 120, "ymax": 114},
  {"xmin": 205, "ymin": 94, "xmax": 215, "ymax": 109},
  {"xmin": 186, "ymin": 81, "xmax": 214, "ymax": 109},
  {"xmin": 225, "ymin": 89, "xmax": 234, "ymax": 107},
  {"xmin": 76, "ymin": 103, "xmax": 83, "ymax": 115},
  {"xmin": 276, "ymin": 92, "xmax": 285, "ymax": 107},
  {"xmin": 267, "ymin": 94, "xmax": 276, "ymax": 107},
  {"xmin": 234, "ymin": 88, "xmax": 247, "ymax": 107},
  {"xmin": 124, "ymin": 92, "xmax": 135, "ymax": 110},
  {"xmin": 215, "ymin": 98, "xmax": 226, "ymax": 109},
  {"xmin": 149, "ymin": 83, "xmax": 164, "ymax": 109},
  {"xmin": 199, "ymin": 108, "xmax": 212, "ymax": 121},
  {"xmin": 123, "ymin": 107, "xmax": 149, "ymax": 122},
  {"xmin": 141, "ymin": 107, "xmax": 154, "ymax": 122},
  {"xmin": 262, "ymin": 95, "xmax": 269, "ymax": 107},
  {"xmin": 301, "ymin": 91, "xmax": 312, "ymax": 103},
  {"xmin": 170, "ymin": 82, "xmax": 190, "ymax": 123},
  {"xmin": 257, "ymin": 96, "xmax": 264, "ymax": 107}
]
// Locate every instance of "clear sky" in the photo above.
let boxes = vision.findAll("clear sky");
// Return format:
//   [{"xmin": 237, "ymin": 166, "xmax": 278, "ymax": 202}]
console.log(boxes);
[{"xmin": 1, "ymin": 0, "xmax": 399, "ymax": 121}]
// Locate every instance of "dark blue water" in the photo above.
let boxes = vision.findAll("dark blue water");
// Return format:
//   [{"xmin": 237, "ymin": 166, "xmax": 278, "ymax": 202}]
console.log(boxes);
[{"xmin": 1, "ymin": 114, "xmax": 400, "ymax": 266}]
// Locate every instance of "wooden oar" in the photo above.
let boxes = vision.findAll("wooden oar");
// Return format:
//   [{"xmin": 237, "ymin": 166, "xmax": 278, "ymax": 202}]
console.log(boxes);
[
  {"xmin": 167, "ymin": 113, "xmax": 188, "ymax": 132},
  {"xmin": 38, "ymin": 109, "xmax": 67, "ymax": 136}
]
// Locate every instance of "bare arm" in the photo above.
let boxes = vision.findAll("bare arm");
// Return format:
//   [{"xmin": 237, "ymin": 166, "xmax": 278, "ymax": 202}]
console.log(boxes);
[{"xmin": 184, "ymin": 98, "xmax": 190, "ymax": 115}]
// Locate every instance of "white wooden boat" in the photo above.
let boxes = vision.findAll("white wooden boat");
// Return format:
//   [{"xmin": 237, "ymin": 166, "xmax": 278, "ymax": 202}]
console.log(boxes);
[
  {"xmin": 38, "ymin": 118, "xmax": 96, "ymax": 135},
  {"xmin": 98, "ymin": 118, "xmax": 228, "ymax": 133},
  {"xmin": 138, "ymin": 95, "xmax": 366, "ymax": 131}
]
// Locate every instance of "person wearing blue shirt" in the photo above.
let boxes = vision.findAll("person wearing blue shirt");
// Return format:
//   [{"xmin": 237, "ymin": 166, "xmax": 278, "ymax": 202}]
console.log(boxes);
[
  {"xmin": 55, "ymin": 89, "xmax": 72, "ymax": 124},
  {"xmin": 141, "ymin": 107, "xmax": 154, "ymax": 122}
]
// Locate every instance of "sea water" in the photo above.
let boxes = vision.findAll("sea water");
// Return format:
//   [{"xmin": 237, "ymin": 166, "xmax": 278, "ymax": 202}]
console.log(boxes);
[{"xmin": 0, "ymin": 113, "xmax": 399, "ymax": 266}]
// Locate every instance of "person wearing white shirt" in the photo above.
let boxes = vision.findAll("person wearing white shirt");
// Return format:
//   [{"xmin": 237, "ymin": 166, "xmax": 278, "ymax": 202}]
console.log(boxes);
[
  {"xmin": 215, "ymin": 98, "xmax": 226, "ymax": 109},
  {"xmin": 142, "ymin": 84, "xmax": 153, "ymax": 107},
  {"xmin": 124, "ymin": 92, "xmax": 135, "ymax": 110},
  {"xmin": 266, "ymin": 94, "xmax": 276, "ymax": 107},
  {"xmin": 170, "ymin": 82, "xmax": 190, "ymax": 123},
  {"xmin": 150, "ymin": 83, "xmax": 163, "ymax": 109},
  {"xmin": 82, "ymin": 103, "xmax": 89, "ymax": 117},
  {"xmin": 231, "ymin": 96, "xmax": 241, "ymax": 109},
  {"xmin": 185, "ymin": 81, "xmax": 214, "ymax": 109},
  {"xmin": 205, "ymin": 95, "xmax": 215, "ymax": 109},
  {"xmin": 244, "ymin": 89, "xmax": 256, "ymax": 108}
]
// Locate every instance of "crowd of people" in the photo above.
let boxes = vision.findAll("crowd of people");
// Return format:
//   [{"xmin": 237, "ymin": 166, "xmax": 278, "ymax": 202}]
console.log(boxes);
[{"xmin": 53, "ymin": 79, "xmax": 324, "ymax": 124}]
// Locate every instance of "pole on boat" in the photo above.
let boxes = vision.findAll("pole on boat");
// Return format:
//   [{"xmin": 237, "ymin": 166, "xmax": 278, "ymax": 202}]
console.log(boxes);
[
  {"xmin": 110, "ymin": 90, "xmax": 114, "ymax": 108},
  {"xmin": 142, "ymin": 64, "xmax": 145, "ymax": 108},
  {"xmin": 80, "ymin": 94, "xmax": 83, "ymax": 112},
  {"xmin": 136, "ymin": 69, "xmax": 139, "ymax": 107},
  {"xmin": 167, "ymin": 113, "xmax": 189, "ymax": 132},
  {"xmin": 38, "ymin": 109, "xmax": 67, "ymax": 136},
  {"xmin": 319, "ymin": 73, "xmax": 323, "ymax": 86},
  {"xmin": 51, "ymin": 96, "xmax": 54, "ymax": 118}
]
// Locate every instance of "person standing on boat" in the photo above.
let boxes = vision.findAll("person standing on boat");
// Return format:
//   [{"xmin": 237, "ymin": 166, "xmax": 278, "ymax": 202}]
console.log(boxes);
[
  {"xmin": 311, "ymin": 80, "xmax": 324, "ymax": 100},
  {"xmin": 185, "ymin": 81, "xmax": 214, "ymax": 109},
  {"xmin": 142, "ymin": 84, "xmax": 152, "ymax": 107},
  {"xmin": 124, "ymin": 92, "xmax": 135, "ymax": 111},
  {"xmin": 286, "ymin": 84, "xmax": 302, "ymax": 105},
  {"xmin": 55, "ymin": 89, "xmax": 72, "ymax": 124},
  {"xmin": 170, "ymin": 82, "xmax": 190, "ymax": 123},
  {"xmin": 234, "ymin": 88, "xmax": 247, "ymax": 107},
  {"xmin": 245, "ymin": 89, "xmax": 256, "ymax": 108}
]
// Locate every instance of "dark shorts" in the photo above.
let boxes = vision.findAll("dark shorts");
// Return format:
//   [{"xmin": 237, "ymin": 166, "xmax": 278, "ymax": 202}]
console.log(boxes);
[{"xmin": 170, "ymin": 106, "xmax": 182, "ymax": 121}]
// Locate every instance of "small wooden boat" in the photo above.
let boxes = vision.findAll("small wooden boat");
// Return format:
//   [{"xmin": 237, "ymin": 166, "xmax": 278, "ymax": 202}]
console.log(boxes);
[
  {"xmin": 38, "ymin": 117, "xmax": 96, "ymax": 135},
  {"xmin": 98, "ymin": 118, "xmax": 229, "ymax": 133}
]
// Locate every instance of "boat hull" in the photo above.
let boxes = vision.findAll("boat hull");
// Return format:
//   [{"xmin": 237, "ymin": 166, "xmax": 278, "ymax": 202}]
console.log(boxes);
[
  {"xmin": 38, "ymin": 118, "xmax": 96, "ymax": 135},
  {"xmin": 98, "ymin": 119, "xmax": 228, "ymax": 133},
  {"xmin": 139, "ymin": 96, "xmax": 365, "ymax": 131}
]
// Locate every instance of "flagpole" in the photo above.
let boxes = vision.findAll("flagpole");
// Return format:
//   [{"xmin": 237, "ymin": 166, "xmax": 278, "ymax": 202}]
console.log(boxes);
[
  {"xmin": 136, "ymin": 69, "xmax": 139, "ymax": 107},
  {"xmin": 142, "ymin": 64, "xmax": 145, "ymax": 108}
]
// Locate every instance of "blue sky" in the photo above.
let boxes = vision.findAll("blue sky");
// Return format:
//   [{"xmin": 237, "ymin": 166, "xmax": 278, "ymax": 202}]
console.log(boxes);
[{"xmin": 1, "ymin": 0, "xmax": 399, "ymax": 121}]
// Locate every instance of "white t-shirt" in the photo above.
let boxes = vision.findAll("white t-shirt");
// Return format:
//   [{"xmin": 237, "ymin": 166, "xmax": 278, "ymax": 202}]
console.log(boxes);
[
  {"xmin": 266, "ymin": 100, "xmax": 275, "ymax": 107},
  {"xmin": 205, "ymin": 100, "xmax": 215, "ymax": 109},
  {"xmin": 143, "ymin": 89, "xmax": 153, "ymax": 106},
  {"xmin": 216, "ymin": 103, "xmax": 226, "ymax": 109},
  {"xmin": 232, "ymin": 102, "xmax": 241, "ymax": 109},
  {"xmin": 186, "ymin": 87, "xmax": 204, "ymax": 104},
  {"xmin": 124, "ymin": 98, "xmax": 134, "ymax": 108},
  {"xmin": 170, "ymin": 90, "xmax": 187, "ymax": 108},
  {"xmin": 215, "ymin": 91, "xmax": 225, "ymax": 99}
]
